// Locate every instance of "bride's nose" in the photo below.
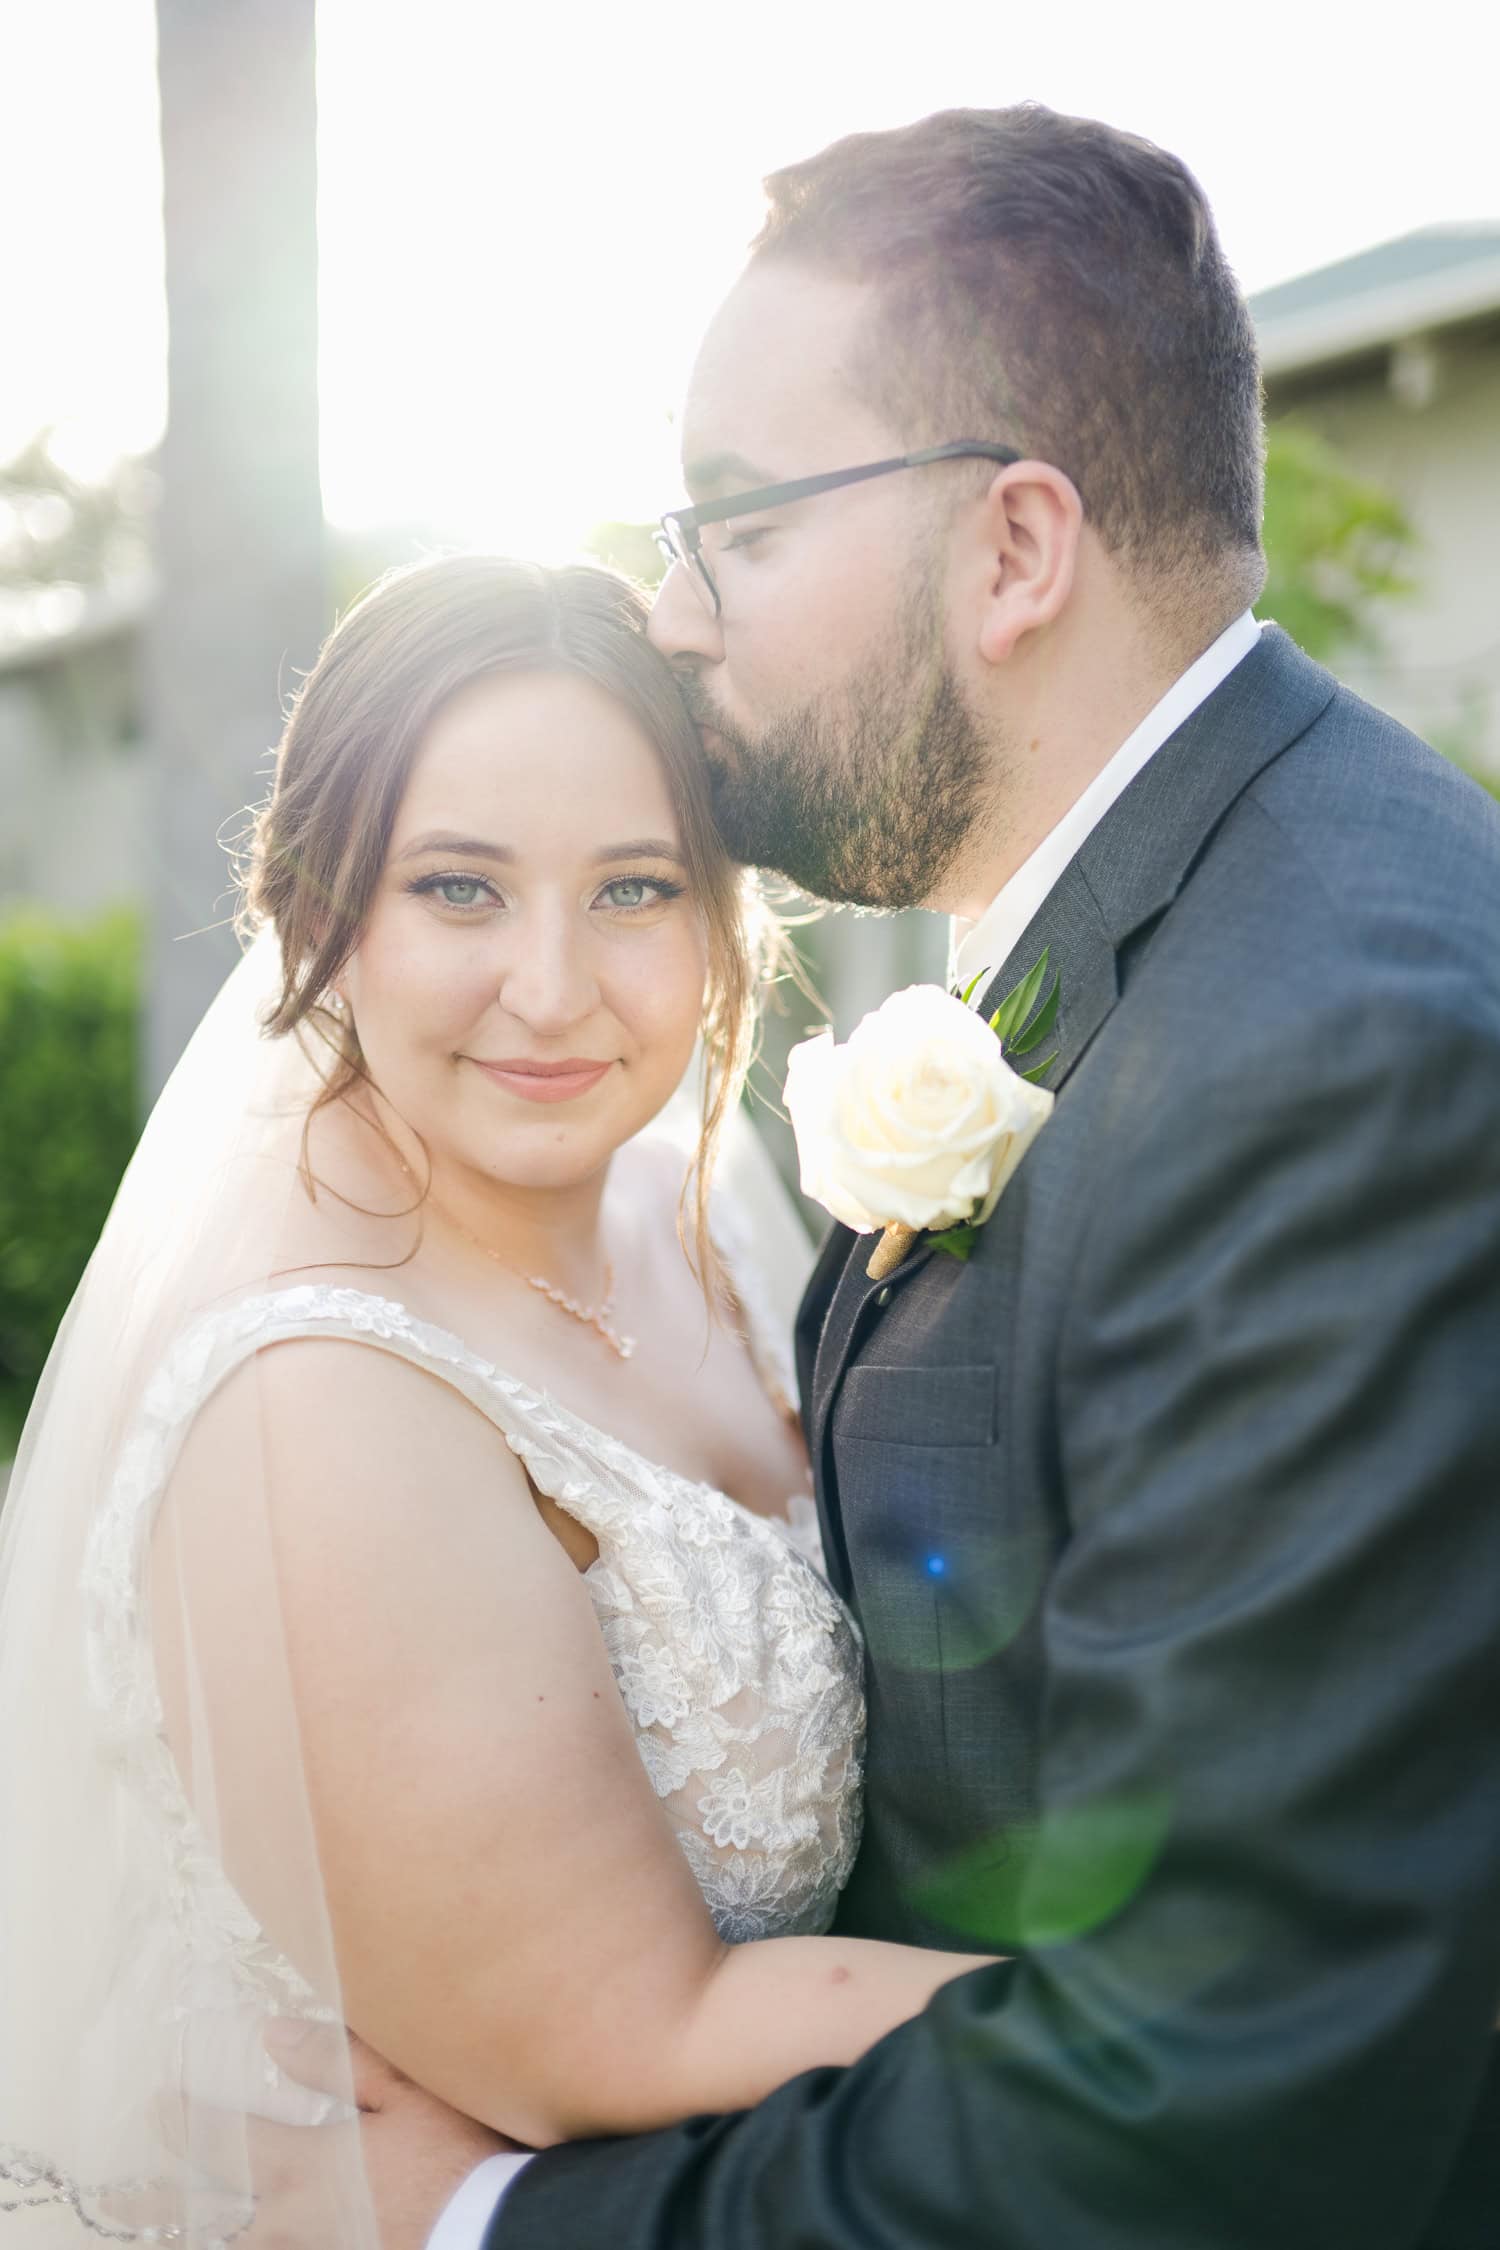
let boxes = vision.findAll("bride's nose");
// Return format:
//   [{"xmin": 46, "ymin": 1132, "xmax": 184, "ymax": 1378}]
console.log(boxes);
[{"xmin": 495, "ymin": 912, "xmax": 601, "ymax": 1035}]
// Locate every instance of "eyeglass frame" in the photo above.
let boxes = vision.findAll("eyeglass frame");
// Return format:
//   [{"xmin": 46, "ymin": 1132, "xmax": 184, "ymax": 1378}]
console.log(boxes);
[{"xmin": 655, "ymin": 440, "xmax": 1024, "ymax": 618}]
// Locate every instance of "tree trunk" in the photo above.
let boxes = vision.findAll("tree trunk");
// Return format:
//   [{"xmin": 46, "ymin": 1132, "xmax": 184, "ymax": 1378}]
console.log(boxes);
[{"xmin": 145, "ymin": 0, "xmax": 324, "ymax": 1097}]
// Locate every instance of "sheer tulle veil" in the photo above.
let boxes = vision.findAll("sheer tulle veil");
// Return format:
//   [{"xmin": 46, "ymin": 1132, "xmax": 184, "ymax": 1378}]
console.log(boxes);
[
  {"xmin": 0, "ymin": 926, "xmax": 814, "ymax": 2244},
  {"xmin": 0, "ymin": 932, "xmax": 378, "ymax": 2243}
]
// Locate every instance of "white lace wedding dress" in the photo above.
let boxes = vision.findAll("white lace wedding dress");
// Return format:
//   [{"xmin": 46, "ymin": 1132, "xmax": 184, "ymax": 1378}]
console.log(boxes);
[{"xmin": 78, "ymin": 1264, "xmax": 866, "ymax": 2114}]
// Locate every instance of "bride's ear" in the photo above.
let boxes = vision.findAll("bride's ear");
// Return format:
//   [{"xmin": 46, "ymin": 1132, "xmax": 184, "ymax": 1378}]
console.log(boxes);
[
  {"xmin": 966, "ymin": 461, "xmax": 1083, "ymax": 666},
  {"xmin": 309, "ymin": 919, "xmax": 356, "ymax": 1014}
]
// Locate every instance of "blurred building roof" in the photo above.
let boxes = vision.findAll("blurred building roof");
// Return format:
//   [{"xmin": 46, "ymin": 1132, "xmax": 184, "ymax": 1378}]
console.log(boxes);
[
  {"xmin": 1251, "ymin": 224, "xmax": 1500, "ymax": 378},
  {"xmin": 0, "ymin": 569, "xmax": 153, "ymax": 678}
]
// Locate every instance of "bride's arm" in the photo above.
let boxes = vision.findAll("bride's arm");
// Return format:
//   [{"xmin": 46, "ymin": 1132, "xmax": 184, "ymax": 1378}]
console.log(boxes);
[{"xmin": 155, "ymin": 1338, "xmax": 993, "ymax": 2148}]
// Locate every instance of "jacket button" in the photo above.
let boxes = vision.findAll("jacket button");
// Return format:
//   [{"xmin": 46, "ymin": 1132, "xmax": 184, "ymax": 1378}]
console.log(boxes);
[{"xmin": 875, "ymin": 1286, "xmax": 892, "ymax": 1307}]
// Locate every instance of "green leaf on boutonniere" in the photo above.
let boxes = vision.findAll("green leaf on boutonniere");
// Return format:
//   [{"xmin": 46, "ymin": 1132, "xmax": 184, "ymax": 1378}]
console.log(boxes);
[
  {"xmin": 927, "ymin": 1222, "xmax": 980, "ymax": 1262},
  {"xmin": 989, "ymin": 947, "xmax": 1051, "ymax": 1045},
  {"xmin": 958, "ymin": 968, "xmax": 989, "ymax": 1007},
  {"xmin": 1020, "ymin": 1053, "xmax": 1058, "ymax": 1084},
  {"xmin": 1008, "ymin": 975, "xmax": 1060, "ymax": 1056}
]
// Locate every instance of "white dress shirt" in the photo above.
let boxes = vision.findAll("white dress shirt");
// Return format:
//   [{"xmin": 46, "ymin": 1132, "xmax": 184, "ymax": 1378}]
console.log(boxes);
[
  {"xmin": 428, "ymin": 2150, "xmax": 534, "ymax": 2250},
  {"xmin": 428, "ymin": 606, "xmax": 1264, "ymax": 2250},
  {"xmin": 951, "ymin": 610, "xmax": 1262, "ymax": 1000}
]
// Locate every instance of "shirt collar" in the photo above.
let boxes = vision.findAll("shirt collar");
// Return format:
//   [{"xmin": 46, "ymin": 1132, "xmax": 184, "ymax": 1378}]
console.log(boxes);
[{"xmin": 952, "ymin": 610, "xmax": 1262, "ymax": 1000}]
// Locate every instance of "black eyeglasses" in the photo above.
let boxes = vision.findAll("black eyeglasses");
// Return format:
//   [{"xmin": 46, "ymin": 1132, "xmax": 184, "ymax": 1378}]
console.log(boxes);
[{"xmin": 655, "ymin": 440, "xmax": 1023, "ymax": 618}]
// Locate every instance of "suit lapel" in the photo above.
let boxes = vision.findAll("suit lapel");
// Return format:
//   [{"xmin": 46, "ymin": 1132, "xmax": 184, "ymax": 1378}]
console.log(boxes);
[
  {"xmin": 807, "ymin": 625, "xmax": 1339, "ymax": 1496},
  {"xmin": 973, "ymin": 855, "xmax": 1119, "ymax": 1094},
  {"xmin": 969, "ymin": 626, "xmax": 1337, "ymax": 1026},
  {"xmin": 795, "ymin": 1218, "xmax": 856, "ymax": 1431},
  {"xmin": 810, "ymin": 1227, "xmax": 936, "ymax": 1445},
  {"xmin": 806, "ymin": 1225, "xmax": 922, "ymax": 1600},
  {"xmin": 1064, "ymin": 623, "xmax": 1335, "ymax": 953}
]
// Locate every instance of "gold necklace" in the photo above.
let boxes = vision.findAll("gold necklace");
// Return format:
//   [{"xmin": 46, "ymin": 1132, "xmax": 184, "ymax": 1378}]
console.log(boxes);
[
  {"xmin": 411, "ymin": 1169, "xmax": 637, "ymax": 1362},
  {"xmin": 520, "ymin": 1260, "xmax": 635, "ymax": 1362}
]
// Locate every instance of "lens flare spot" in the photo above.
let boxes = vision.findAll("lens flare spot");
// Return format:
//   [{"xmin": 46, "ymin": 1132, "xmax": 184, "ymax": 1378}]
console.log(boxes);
[{"xmin": 908, "ymin": 1791, "xmax": 1175, "ymax": 1950}]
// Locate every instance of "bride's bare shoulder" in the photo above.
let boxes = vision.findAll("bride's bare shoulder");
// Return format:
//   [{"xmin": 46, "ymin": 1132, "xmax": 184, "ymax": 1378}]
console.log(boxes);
[{"xmin": 160, "ymin": 1317, "xmax": 535, "ymax": 1573}]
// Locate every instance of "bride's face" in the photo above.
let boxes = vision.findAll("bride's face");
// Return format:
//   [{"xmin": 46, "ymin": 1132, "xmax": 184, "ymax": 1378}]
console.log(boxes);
[{"xmin": 342, "ymin": 668, "xmax": 710, "ymax": 1194}]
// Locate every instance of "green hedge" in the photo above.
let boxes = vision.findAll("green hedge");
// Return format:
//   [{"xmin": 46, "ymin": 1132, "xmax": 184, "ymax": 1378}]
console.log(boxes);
[{"xmin": 0, "ymin": 909, "xmax": 140, "ymax": 1449}]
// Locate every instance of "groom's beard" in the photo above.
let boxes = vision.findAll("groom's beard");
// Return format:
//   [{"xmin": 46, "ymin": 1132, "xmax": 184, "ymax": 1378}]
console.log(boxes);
[{"xmin": 680, "ymin": 611, "xmax": 993, "ymax": 912}]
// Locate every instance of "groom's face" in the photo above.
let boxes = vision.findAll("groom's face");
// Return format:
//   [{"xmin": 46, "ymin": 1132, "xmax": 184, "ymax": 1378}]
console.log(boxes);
[{"xmin": 649, "ymin": 263, "xmax": 988, "ymax": 911}]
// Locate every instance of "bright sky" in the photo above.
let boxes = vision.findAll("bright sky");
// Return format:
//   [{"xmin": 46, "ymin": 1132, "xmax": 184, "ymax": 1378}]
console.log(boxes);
[{"xmin": 4, "ymin": 0, "xmax": 1497, "ymax": 556}]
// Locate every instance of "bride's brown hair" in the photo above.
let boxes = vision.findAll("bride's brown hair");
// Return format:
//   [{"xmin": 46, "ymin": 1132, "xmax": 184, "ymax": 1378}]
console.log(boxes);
[{"xmin": 244, "ymin": 554, "xmax": 763, "ymax": 1280}]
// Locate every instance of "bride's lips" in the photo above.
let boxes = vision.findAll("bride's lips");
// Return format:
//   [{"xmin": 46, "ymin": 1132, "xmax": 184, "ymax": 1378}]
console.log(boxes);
[{"xmin": 469, "ymin": 1057, "xmax": 615, "ymax": 1104}]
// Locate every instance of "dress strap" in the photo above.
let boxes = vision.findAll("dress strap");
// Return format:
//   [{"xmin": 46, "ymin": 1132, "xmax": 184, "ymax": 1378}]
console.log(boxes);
[{"xmin": 164, "ymin": 1284, "xmax": 529, "ymax": 1437}]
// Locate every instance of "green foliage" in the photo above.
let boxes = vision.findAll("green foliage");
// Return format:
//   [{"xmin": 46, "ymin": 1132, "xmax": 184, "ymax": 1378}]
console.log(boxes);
[
  {"xmin": 926, "ymin": 952, "xmax": 1060, "ymax": 1269},
  {"xmin": 989, "ymin": 948, "xmax": 1051, "ymax": 1043},
  {"xmin": 990, "ymin": 948, "xmax": 1059, "ymax": 1087},
  {"xmin": 581, "ymin": 520, "xmax": 664, "ymax": 591},
  {"xmin": 0, "ymin": 910, "xmax": 141, "ymax": 1439},
  {"xmin": 926, "ymin": 1223, "xmax": 979, "ymax": 1261},
  {"xmin": 0, "ymin": 429, "xmax": 154, "ymax": 595},
  {"xmin": 0, "ymin": 1391, "xmax": 24, "ymax": 1465},
  {"xmin": 1261, "ymin": 422, "xmax": 1419, "ymax": 661}
]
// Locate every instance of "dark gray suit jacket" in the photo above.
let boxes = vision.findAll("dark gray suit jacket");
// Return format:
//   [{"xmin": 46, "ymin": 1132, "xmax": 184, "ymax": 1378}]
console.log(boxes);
[{"xmin": 497, "ymin": 627, "xmax": 1500, "ymax": 2248}]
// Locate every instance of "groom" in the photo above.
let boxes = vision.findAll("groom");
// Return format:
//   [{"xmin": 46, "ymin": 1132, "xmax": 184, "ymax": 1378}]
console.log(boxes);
[{"xmin": 274, "ymin": 105, "xmax": 1500, "ymax": 2246}]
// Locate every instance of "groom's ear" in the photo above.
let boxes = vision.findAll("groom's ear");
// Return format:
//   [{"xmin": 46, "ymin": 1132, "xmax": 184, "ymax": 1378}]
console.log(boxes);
[{"xmin": 968, "ymin": 461, "xmax": 1084, "ymax": 666}]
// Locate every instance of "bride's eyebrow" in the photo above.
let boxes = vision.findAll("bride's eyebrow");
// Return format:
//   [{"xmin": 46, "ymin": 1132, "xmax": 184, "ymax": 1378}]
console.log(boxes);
[
  {"xmin": 591, "ymin": 839, "xmax": 686, "ymax": 865},
  {"xmin": 396, "ymin": 833, "xmax": 513, "ymax": 862},
  {"xmin": 393, "ymin": 834, "xmax": 686, "ymax": 866}
]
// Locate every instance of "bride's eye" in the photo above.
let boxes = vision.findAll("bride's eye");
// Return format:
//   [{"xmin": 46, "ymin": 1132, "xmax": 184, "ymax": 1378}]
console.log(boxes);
[
  {"xmin": 598, "ymin": 876, "xmax": 685, "ymax": 914},
  {"xmin": 407, "ymin": 873, "xmax": 499, "ymax": 912}
]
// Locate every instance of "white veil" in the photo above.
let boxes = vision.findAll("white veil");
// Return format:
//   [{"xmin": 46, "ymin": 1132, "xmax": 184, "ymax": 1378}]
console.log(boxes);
[
  {"xmin": 0, "ymin": 932, "xmax": 378, "ymax": 2244},
  {"xmin": 0, "ymin": 927, "xmax": 817, "ymax": 2245}
]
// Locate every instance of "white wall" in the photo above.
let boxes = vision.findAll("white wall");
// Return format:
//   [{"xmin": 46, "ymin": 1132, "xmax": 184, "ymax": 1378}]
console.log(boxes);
[{"xmin": 0, "ymin": 642, "xmax": 149, "ymax": 916}]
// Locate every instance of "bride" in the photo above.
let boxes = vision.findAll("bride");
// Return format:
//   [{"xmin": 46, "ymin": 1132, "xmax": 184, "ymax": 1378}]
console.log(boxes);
[{"xmin": 0, "ymin": 557, "xmax": 991, "ymax": 2246}]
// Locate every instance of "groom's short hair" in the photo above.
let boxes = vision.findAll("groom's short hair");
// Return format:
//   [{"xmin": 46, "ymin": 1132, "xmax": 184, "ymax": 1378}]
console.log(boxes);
[{"xmin": 753, "ymin": 105, "xmax": 1265, "ymax": 604}]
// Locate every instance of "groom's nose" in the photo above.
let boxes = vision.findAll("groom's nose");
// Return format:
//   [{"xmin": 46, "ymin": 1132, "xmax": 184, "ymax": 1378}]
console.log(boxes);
[{"xmin": 648, "ymin": 559, "xmax": 725, "ymax": 666}]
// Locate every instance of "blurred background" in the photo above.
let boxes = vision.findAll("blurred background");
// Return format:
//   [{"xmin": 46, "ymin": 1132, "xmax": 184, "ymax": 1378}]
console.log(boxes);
[{"xmin": 3, "ymin": 0, "xmax": 1498, "ymax": 1466}]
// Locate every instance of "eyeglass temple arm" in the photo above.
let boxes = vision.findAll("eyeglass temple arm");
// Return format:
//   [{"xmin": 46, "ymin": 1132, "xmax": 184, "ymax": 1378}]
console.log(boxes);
[{"xmin": 665, "ymin": 442, "xmax": 1023, "ymax": 536}]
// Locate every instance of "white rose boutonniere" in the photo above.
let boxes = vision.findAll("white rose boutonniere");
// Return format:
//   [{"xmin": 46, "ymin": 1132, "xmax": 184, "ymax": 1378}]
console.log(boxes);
[{"xmin": 784, "ymin": 951, "xmax": 1059, "ymax": 1281}]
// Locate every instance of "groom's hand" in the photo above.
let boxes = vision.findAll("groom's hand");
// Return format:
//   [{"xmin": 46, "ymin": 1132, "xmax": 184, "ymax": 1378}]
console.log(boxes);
[{"xmin": 207, "ymin": 2023, "xmax": 516, "ymax": 2250}]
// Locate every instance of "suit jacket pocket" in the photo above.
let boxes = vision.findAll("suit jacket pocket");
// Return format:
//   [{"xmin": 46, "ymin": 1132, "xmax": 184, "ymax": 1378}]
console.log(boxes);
[
  {"xmin": 831, "ymin": 1358, "xmax": 1015, "ymax": 1844},
  {"xmin": 837, "ymin": 1362, "xmax": 997, "ymax": 1448}
]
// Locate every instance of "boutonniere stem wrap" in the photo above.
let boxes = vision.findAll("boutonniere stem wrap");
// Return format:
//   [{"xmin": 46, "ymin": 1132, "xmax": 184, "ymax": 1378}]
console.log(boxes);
[{"xmin": 784, "ymin": 953, "xmax": 1059, "ymax": 1282}]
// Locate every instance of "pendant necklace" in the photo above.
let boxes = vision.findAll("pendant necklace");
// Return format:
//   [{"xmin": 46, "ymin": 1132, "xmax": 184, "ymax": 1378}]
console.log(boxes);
[
  {"xmin": 518, "ymin": 1260, "xmax": 635, "ymax": 1361},
  {"xmin": 407, "ymin": 1164, "xmax": 636, "ymax": 1361}
]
